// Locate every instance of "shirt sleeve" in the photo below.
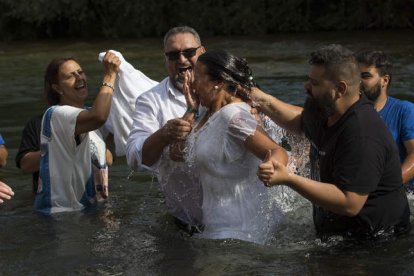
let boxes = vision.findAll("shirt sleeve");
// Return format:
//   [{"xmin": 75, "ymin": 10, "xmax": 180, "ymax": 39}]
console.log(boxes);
[
  {"xmin": 0, "ymin": 133, "xmax": 4, "ymax": 145},
  {"xmin": 126, "ymin": 91, "xmax": 161, "ymax": 172},
  {"xmin": 223, "ymin": 108, "xmax": 257, "ymax": 162}
]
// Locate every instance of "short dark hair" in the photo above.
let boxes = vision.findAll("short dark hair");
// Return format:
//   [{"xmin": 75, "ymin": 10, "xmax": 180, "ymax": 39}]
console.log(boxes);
[
  {"xmin": 356, "ymin": 50, "xmax": 393, "ymax": 85},
  {"xmin": 44, "ymin": 57, "xmax": 78, "ymax": 106},
  {"xmin": 309, "ymin": 44, "xmax": 360, "ymax": 88},
  {"xmin": 163, "ymin": 26, "xmax": 201, "ymax": 48},
  {"xmin": 197, "ymin": 50, "xmax": 255, "ymax": 101}
]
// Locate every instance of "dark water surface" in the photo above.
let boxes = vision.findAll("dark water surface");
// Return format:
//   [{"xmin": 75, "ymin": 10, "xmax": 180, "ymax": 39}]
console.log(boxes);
[{"xmin": 1, "ymin": 30, "xmax": 414, "ymax": 275}]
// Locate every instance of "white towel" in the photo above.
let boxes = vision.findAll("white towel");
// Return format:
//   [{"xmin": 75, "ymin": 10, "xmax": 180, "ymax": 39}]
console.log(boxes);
[{"xmin": 99, "ymin": 50, "xmax": 159, "ymax": 156}]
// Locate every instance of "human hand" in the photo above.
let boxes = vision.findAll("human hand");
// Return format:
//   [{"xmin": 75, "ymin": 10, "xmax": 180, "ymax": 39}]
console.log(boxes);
[
  {"xmin": 169, "ymin": 141, "xmax": 186, "ymax": 162},
  {"xmin": 162, "ymin": 118, "xmax": 192, "ymax": 143},
  {"xmin": 183, "ymin": 70, "xmax": 199, "ymax": 110},
  {"xmin": 102, "ymin": 51, "xmax": 121, "ymax": 76},
  {"xmin": 0, "ymin": 181, "xmax": 14, "ymax": 204},
  {"xmin": 257, "ymin": 150, "xmax": 290, "ymax": 187}
]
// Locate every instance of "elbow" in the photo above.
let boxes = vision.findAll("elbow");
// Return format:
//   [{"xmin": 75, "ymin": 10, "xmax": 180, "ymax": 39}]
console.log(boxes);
[
  {"xmin": 341, "ymin": 206, "xmax": 362, "ymax": 217},
  {"xmin": 94, "ymin": 116, "xmax": 108, "ymax": 128},
  {"xmin": 0, "ymin": 159, "xmax": 6, "ymax": 168},
  {"xmin": 20, "ymin": 164, "xmax": 32, "ymax": 174}
]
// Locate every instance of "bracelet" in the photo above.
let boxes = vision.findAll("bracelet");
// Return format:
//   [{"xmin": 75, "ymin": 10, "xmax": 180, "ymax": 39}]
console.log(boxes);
[
  {"xmin": 102, "ymin": 82, "xmax": 114, "ymax": 91},
  {"xmin": 187, "ymin": 107, "xmax": 199, "ymax": 119}
]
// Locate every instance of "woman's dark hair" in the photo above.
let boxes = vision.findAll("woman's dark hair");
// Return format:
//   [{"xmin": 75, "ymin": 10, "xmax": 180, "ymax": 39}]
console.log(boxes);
[
  {"xmin": 44, "ymin": 57, "xmax": 79, "ymax": 106},
  {"xmin": 197, "ymin": 50, "xmax": 255, "ymax": 101}
]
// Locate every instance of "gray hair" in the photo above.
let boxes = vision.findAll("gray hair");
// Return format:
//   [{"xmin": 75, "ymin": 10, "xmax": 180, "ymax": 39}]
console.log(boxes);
[{"xmin": 163, "ymin": 26, "xmax": 201, "ymax": 48}]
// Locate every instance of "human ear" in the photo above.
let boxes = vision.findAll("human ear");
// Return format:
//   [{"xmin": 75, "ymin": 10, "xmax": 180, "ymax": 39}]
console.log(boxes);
[
  {"xmin": 52, "ymin": 84, "xmax": 63, "ymax": 95},
  {"xmin": 336, "ymin": 81, "xmax": 347, "ymax": 97},
  {"xmin": 382, "ymin": 74, "xmax": 390, "ymax": 88}
]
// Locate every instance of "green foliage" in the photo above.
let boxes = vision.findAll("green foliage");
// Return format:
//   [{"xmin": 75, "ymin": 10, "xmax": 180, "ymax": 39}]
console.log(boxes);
[{"xmin": 0, "ymin": 0, "xmax": 413, "ymax": 40}]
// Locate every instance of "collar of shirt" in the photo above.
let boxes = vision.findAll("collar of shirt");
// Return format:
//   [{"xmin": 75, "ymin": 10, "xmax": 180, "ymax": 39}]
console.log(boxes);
[{"xmin": 166, "ymin": 78, "xmax": 186, "ymax": 104}]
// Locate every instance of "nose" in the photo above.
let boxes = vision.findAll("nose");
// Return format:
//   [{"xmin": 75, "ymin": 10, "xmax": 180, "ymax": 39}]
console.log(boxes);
[{"xmin": 177, "ymin": 52, "xmax": 188, "ymax": 63}]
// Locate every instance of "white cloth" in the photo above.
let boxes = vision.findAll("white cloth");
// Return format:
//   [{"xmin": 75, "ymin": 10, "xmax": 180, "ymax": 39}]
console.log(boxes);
[
  {"xmin": 36, "ymin": 105, "xmax": 108, "ymax": 214},
  {"xmin": 187, "ymin": 103, "xmax": 283, "ymax": 244},
  {"xmin": 98, "ymin": 50, "xmax": 158, "ymax": 156},
  {"xmin": 126, "ymin": 77, "xmax": 203, "ymax": 225}
]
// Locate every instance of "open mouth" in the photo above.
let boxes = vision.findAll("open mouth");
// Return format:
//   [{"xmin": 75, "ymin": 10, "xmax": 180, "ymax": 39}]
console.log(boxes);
[
  {"xmin": 75, "ymin": 82, "xmax": 87, "ymax": 91},
  {"xmin": 178, "ymin": 66, "xmax": 192, "ymax": 76}
]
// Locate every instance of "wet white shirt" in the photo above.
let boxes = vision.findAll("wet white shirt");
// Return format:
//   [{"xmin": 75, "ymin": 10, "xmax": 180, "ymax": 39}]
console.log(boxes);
[{"xmin": 187, "ymin": 102, "xmax": 283, "ymax": 244}]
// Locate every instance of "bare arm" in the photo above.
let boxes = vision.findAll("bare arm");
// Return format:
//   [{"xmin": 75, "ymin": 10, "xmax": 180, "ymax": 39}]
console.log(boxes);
[
  {"xmin": 402, "ymin": 139, "xmax": 414, "ymax": 184},
  {"xmin": 245, "ymin": 126, "xmax": 288, "ymax": 166},
  {"xmin": 0, "ymin": 145, "xmax": 8, "ymax": 168},
  {"xmin": 250, "ymin": 87, "xmax": 303, "ymax": 135},
  {"xmin": 75, "ymin": 52, "xmax": 120, "ymax": 135},
  {"xmin": 0, "ymin": 181, "xmax": 14, "ymax": 203},
  {"xmin": 19, "ymin": 151, "xmax": 40, "ymax": 173},
  {"xmin": 258, "ymin": 159, "xmax": 368, "ymax": 216}
]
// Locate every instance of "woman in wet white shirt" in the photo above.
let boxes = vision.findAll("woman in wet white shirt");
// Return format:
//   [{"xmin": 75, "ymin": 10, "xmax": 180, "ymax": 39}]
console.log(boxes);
[{"xmin": 171, "ymin": 50, "xmax": 288, "ymax": 244}]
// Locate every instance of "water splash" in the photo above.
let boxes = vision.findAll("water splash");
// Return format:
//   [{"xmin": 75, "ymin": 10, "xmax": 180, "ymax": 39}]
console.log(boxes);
[{"xmin": 261, "ymin": 115, "xmax": 311, "ymax": 214}]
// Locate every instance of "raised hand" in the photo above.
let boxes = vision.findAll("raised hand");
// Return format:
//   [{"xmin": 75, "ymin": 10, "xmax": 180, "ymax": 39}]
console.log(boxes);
[{"xmin": 183, "ymin": 70, "xmax": 199, "ymax": 110}]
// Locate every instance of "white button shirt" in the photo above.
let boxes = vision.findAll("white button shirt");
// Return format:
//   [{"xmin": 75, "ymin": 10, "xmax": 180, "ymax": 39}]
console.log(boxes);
[
  {"xmin": 126, "ymin": 77, "xmax": 187, "ymax": 172},
  {"xmin": 126, "ymin": 77, "xmax": 202, "ymax": 225}
]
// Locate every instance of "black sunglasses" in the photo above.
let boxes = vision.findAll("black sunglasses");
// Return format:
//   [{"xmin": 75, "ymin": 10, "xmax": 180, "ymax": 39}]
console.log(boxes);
[{"xmin": 165, "ymin": 46, "xmax": 201, "ymax": 61}]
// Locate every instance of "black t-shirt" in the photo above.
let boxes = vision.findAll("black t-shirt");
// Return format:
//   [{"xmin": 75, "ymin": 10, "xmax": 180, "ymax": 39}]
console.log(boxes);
[
  {"xmin": 302, "ymin": 95, "xmax": 410, "ymax": 237},
  {"xmin": 16, "ymin": 115, "xmax": 42, "ymax": 193}
]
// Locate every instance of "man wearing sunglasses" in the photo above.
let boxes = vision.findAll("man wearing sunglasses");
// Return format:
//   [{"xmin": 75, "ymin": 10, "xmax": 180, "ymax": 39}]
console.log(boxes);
[{"xmin": 126, "ymin": 26, "xmax": 205, "ymax": 231}]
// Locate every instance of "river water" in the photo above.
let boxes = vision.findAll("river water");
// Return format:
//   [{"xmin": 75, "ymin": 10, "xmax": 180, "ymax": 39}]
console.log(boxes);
[{"xmin": 1, "ymin": 30, "xmax": 414, "ymax": 275}]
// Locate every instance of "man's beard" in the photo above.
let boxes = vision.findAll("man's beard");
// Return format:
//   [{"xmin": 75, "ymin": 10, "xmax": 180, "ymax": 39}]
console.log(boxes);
[
  {"xmin": 303, "ymin": 92, "xmax": 336, "ymax": 122},
  {"xmin": 172, "ymin": 75, "xmax": 184, "ymax": 91},
  {"xmin": 361, "ymin": 81, "xmax": 381, "ymax": 102}
]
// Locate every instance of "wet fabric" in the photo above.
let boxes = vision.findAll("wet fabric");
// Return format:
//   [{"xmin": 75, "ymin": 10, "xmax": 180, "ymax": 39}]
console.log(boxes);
[{"xmin": 187, "ymin": 102, "xmax": 283, "ymax": 244}]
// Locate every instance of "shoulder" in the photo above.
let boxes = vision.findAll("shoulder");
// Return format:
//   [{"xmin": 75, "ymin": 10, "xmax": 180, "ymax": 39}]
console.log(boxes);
[
  {"xmin": 137, "ymin": 78, "xmax": 169, "ymax": 100},
  {"xmin": 387, "ymin": 96, "xmax": 414, "ymax": 109},
  {"xmin": 223, "ymin": 103, "xmax": 257, "ymax": 130},
  {"xmin": 222, "ymin": 102, "xmax": 253, "ymax": 120}
]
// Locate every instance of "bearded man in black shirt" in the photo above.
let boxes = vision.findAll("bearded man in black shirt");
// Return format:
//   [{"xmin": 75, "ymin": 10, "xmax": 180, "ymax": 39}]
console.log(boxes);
[{"xmin": 253, "ymin": 44, "xmax": 410, "ymax": 239}]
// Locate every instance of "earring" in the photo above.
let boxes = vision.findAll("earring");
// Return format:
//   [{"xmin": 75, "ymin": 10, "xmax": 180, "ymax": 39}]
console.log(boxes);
[{"xmin": 214, "ymin": 85, "xmax": 218, "ymax": 89}]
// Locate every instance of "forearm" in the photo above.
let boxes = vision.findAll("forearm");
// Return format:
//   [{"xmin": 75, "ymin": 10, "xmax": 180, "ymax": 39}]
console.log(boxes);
[
  {"xmin": 286, "ymin": 173, "xmax": 365, "ymax": 216},
  {"xmin": 251, "ymin": 88, "xmax": 303, "ymax": 135},
  {"xmin": 401, "ymin": 155, "xmax": 414, "ymax": 184},
  {"xmin": 142, "ymin": 129, "xmax": 170, "ymax": 166},
  {"xmin": 20, "ymin": 151, "xmax": 41, "ymax": 173},
  {"xmin": 402, "ymin": 141, "xmax": 414, "ymax": 184},
  {"xmin": 79, "ymin": 74, "xmax": 116, "ymax": 132}
]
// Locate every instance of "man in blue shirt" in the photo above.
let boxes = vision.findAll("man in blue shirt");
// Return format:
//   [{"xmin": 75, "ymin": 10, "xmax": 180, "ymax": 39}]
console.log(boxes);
[{"xmin": 357, "ymin": 51, "xmax": 414, "ymax": 187}]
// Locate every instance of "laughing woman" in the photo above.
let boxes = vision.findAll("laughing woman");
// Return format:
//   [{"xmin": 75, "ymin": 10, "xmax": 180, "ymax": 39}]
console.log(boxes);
[
  {"xmin": 172, "ymin": 50, "xmax": 288, "ymax": 244},
  {"xmin": 35, "ymin": 52, "xmax": 120, "ymax": 214}
]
